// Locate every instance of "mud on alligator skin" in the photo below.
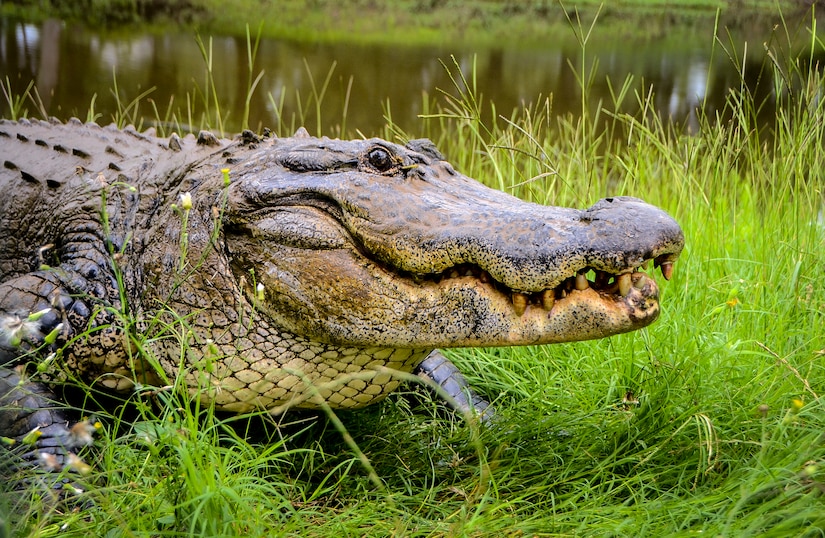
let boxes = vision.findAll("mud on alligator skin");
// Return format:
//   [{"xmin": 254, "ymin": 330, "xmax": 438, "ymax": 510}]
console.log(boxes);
[{"xmin": 0, "ymin": 118, "xmax": 683, "ymax": 466}]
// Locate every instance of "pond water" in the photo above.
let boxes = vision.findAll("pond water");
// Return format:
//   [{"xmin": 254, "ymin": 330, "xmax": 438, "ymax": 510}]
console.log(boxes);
[{"xmin": 0, "ymin": 13, "xmax": 820, "ymax": 137}]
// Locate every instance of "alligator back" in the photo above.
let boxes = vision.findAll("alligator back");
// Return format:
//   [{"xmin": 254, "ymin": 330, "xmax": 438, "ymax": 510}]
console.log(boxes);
[{"xmin": 0, "ymin": 118, "xmax": 225, "ymax": 281}]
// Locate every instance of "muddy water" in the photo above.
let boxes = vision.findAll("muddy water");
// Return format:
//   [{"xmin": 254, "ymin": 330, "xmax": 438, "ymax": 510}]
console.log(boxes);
[{"xmin": 0, "ymin": 15, "xmax": 818, "ymax": 137}]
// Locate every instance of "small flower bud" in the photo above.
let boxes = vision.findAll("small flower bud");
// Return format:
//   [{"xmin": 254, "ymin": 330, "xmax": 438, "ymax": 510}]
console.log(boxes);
[
  {"xmin": 36, "ymin": 353, "xmax": 56, "ymax": 373},
  {"xmin": 43, "ymin": 323, "xmax": 63, "ymax": 345},
  {"xmin": 67, "ymin": 453, "xmax": 92, "ymax": 475},
  {"xmin": 21, "ymin": 427, "xmax": 42, "ymax": 445},
  {"xmin": 26, "ymin": 308, "xmax": 52, "ymax": 322},
  {"xmin": 62, "ymin": 483, "xmax": 85, "ymax": 495},
  {"xmin": 803, "ymin": 463, "xmax": 818, "ymax": 478},
  {"xmin": 179, "ymin": 192, "xmax": 193, "ymax": 210},
  {"xmin": 39, "ymin": 452, "xmax": 61, "ymax": 471},
  {"xmin": 70, "ymin": 419, "xmax": 99, "ymax": 446}
]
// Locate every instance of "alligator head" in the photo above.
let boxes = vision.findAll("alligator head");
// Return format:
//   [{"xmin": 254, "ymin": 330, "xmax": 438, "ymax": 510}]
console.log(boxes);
[{"xmin": 223, "ymin": 134, "xmax": 684, "ymax": 350}]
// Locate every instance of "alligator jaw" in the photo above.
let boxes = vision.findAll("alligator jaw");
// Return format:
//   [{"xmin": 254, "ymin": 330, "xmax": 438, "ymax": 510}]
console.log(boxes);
[
  {"xmin": 227, "ymin": 228, "xmax": 677, "ymax": 349},
  {"xmin": 355, "ymin": 253, "xmax": 669, "ymax": 346}
]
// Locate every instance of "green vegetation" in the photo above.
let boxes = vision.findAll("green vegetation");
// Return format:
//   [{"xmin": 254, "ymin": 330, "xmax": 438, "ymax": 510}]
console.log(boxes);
[
  {"xmin": 0, "ymin": 0, "xmax": 811, "ymax": 46},
  {"xmin": 3, "ymin": 11, "xmax": 825, "ymax": 537}
]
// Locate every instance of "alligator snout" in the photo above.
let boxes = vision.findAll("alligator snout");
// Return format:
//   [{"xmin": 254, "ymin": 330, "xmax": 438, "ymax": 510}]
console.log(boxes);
[{"xmin": 576, "ymin": 195, "xmax": 683, "ymax": 280}]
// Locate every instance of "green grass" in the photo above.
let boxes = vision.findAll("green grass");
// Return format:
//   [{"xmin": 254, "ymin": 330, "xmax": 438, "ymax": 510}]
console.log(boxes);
[
  {"xmin": 3, "ymin": 12, "xmax": 825, "ymax": 538},
  {"xmin": 1, "ymin": 0, "xmax": 810, "ymax": 47}
]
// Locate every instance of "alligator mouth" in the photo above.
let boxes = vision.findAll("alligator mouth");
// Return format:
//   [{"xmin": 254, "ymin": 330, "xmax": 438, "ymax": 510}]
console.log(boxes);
[{"xmin": 394, "ymin": 255, "xmax": 675, "ymax": 316}]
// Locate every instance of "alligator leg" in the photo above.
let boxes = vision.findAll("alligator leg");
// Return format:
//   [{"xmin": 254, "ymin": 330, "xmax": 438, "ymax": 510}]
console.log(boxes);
[
  {"xmin": 0, "ymin": 366, "xmax": 77, "ymax": 467},
  {"xmin": 414, "ymin": 350, "xmax": 494, "ymax": 421},
  {"xmin": 0, "ymin": 273, "xmax": 93, "ymax": 472},
  {"xmin": 0, "ymin": 271, "xmax": 78, "ymax": 360}
]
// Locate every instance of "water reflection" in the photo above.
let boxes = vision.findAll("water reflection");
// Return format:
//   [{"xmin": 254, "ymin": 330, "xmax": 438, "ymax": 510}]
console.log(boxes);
[{"xmin": 0, "ymin": 15, "xmax": 818, "ymax": 137}]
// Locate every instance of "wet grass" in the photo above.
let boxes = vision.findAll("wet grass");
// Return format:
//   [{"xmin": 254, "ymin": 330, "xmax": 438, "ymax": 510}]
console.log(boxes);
[{"xmin": 3, "ymin": 11, "xmax": 825, "ymax": 538}]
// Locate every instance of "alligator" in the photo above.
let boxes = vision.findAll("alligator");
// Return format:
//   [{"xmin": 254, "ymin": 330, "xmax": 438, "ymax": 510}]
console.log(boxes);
[{"xmin": 0, "ymin": 118, "xmax": 684, "ymax": 468}]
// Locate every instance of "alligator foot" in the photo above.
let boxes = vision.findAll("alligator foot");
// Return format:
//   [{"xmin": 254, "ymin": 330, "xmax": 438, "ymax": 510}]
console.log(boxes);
[
  {"xmin": 0, "ymin": 366, "xmax": 97, "ymax": 493},
  {"xmin": 414, "ymin": 350, "xmax": 494, "ymax": 422}
]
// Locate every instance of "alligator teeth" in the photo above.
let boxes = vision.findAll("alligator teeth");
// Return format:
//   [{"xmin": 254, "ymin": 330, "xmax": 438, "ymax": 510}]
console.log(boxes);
[
  {"xmin": 409, "ymin": 256, "xmax": 675, "ymax": 314},
  {"xmin": 541, "ymin": 289, "xmax": 555, "ymax": 311},
  {"xmin": 654, "ymin": 256, "xmax": 675, "ymax": 281},
  {"xmin": 512, "ymin": 293, "xmax": 529, "ymax": 316},
  {"xmin": 617, "ymin": 273, "xmax": 632, "ymax": 297}
]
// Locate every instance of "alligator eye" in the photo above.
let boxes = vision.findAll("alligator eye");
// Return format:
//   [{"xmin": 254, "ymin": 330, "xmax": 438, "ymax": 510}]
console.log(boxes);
[{"xmin": 367, "ymin": 147, "xmax": 394, "ymax": 172}]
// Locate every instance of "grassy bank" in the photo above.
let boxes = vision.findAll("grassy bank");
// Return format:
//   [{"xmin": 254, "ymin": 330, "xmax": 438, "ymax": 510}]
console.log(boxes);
[
  {"xmin": 193, "ymin": 0, "xmax": 805, "ymax": 46},
  {"xmin": 1, "ymin": 0, "xmax": 811, "ymax": 46},
  {"xmin": 3, "ymin": 16, "xmax": 825, "ymax": 538}
]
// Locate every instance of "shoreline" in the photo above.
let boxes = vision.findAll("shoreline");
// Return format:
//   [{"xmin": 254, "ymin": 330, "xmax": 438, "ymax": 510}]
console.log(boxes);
[{"xmin": 1, "ymin": 0, "xmax": 811, "ymax": 47}]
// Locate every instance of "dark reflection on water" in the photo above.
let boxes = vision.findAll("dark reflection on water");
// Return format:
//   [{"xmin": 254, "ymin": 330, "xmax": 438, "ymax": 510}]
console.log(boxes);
[{"xmin": 0, "ymin": 15, "xmax": 820, "ymax": 137}]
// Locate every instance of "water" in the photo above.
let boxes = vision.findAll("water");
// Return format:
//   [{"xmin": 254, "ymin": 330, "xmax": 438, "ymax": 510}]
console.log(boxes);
[{"xmin": 0, "ymin": 14, "xmax": 819, "ymax": 137}]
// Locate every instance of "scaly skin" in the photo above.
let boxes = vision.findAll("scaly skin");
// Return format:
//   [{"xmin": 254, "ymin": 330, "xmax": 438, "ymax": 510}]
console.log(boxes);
[{"xmin": 0, "ymin": 118, "xmax": 683, "ymax": 464}]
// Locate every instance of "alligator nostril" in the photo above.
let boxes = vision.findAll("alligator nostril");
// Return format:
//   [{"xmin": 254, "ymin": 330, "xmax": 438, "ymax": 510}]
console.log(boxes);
[{"xmin": 604, "ymin": 197, "xmax": 614, "ymax": 202}]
